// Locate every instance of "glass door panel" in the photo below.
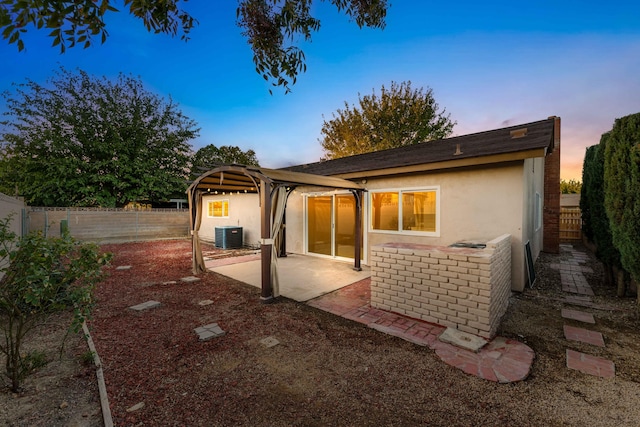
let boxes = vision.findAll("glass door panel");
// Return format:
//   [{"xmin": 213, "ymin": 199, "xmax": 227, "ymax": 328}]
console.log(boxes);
[
  {"xmin": 335, "ymin": 194, "xmax": 362, "ymax": 259},
  {"xmin": 307, "ymin": 196, "xmax": 332, "ymax": 256}
]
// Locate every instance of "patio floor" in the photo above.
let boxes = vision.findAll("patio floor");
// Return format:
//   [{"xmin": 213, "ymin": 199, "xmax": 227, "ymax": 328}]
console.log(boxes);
[
  {"xmin": 206, "ymin": 252, "xmax": 535, "ymax": 383},
  {"xmin": 207, "ymin": 252, "xmax": 371, "ymax": 302}
]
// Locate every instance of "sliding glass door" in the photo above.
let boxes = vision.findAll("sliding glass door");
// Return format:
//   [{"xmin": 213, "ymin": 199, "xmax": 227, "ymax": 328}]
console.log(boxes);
[{"xmin": 306, "ymin": 193, "xmax": 363, "ymax": 260}]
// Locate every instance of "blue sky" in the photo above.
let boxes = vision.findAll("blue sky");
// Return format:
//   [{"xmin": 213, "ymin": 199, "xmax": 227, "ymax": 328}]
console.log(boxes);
[{"xmin": 3, "ymin": 1, "xmax": 639, "ymax": 180}]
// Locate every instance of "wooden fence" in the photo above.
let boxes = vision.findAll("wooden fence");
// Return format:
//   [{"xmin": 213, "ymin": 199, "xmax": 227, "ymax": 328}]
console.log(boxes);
[{"xmin": 560, "ymin": 207, "xmax": 582, "ymax": 242}]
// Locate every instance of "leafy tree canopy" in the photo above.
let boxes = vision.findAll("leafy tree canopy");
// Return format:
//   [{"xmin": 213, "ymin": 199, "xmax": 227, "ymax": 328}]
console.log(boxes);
[
  {"xmin": 1, "ymin": 0, "xmax": 388, "ymax": 93},
  {"xmin": 560, "ymin": 179, "xmax": 581, "ymax": 194},
  {"xmin": 191, "ymin": 144, "xmax": 260, "ymax": 179},
  {"xmin": 0, "ymin": 67, "xmax": 199, "ymax": 207},
  {"xmin": 319, "ymin": 81, "xmax": 456, "ymax": 160}
]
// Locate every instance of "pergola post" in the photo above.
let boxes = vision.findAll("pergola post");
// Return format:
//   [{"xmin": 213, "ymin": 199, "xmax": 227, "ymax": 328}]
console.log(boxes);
[
  {"xmin": 353, "ymin": 189, "xmax": 363, "ymax": 271},
  {"xmin": 260, "ymin": 180, "xmax": 274, "ymax": 303}
]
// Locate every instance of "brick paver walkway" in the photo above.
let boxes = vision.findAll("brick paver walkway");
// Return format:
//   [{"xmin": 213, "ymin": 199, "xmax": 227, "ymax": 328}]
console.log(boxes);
[
  {"xmin": 566, "ymin": 349, "xmax": 615, "ymax": 378},
  {"xmin": 556, "ymin": 244, "xmax": 615, "ymax": 378},
  {"xmin": 308, "ymin": 278, "xmax": 534, "ymax": 383}
]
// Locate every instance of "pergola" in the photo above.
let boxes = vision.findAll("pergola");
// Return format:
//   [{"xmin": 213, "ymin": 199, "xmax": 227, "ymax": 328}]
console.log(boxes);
[{"xmin": 187, "ymin": 165, "xmax": 365, "ymax": 302}]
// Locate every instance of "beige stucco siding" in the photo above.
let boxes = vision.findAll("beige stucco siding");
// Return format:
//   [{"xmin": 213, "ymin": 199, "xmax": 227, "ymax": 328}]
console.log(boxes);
[
  {"xmin": 284, "ymin": 163, "xmax": 529, "ymax": 291},
  {"xmin": 200, "ymin": 194, "xmax": 261, "ymax": 247},
  {"xmin": 363, "ymin": 164, "xmax": 526, "ymax": 291},
  {"xmin": 522, "ymin": 157, "xmax": 545, "ymax": 266}
]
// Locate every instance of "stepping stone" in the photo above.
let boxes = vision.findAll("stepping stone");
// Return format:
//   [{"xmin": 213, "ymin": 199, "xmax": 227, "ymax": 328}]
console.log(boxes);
[
  {"xmin": 566, "ymin": 349, "xmax": 615, "ymax": 378},
  {"xmin": 561, "ymin": 308, "xmax": 595, "ymax": 324},
  {"xmin": 181, "ymin": 276, "xmax": 201, "ymax": 283},
  {"xmin": 129, "ymin": 300, "xmax": 161, "ymax": 311},
  {"xmin": 126, "ymin": 402, "xmax": 145, "ymax": 412},
  {"xmin": 198, "ymin": 299, "xmax": 214, "ymax": 306},
  {"xmin": 162, "ymin": 280, "xmax": 177, "ymax": 285},
  {"xmin": 115, "ymin": 265, "xmax": 132, "ymax": 270},
  {"xmin": 195, "ymin": 323, "xmax": 226, "ymax": 341},
  {"xmin": 563, "ymin": 325, "xmax": 605, "ymax": 347},
  {"xmin": 438, "ymin": 327, "xmax": 488, "ymax": 352},
  {"xmin": 260, "ymin": 336, "xmax": 280, "ymax": 348}
]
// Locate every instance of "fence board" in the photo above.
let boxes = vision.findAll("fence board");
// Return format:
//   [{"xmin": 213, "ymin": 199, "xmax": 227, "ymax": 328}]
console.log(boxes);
[{"xmin": 560, "ymin": 207, "xmax": 582, "ymax": 242}]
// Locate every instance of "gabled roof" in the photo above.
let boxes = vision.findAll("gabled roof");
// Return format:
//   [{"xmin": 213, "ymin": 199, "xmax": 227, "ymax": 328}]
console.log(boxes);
[{"xmin": 284, "ymin": 117, "xmax": 558, "ymax": 179}]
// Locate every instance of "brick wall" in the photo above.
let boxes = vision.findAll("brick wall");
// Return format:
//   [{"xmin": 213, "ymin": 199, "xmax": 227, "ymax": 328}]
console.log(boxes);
[
  {"xmin": 370, "ymin": 234, "xmax": 512, "ymax": 339},
  {"xmin": 543, "ymin": 116, "xmax": 561, "ymax": 253}
]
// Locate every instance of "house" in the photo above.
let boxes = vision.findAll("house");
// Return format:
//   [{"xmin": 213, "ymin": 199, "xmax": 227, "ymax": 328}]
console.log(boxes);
[{"xmin": 189, "ymin": 117, "xmax": 560, "ymax": 335}]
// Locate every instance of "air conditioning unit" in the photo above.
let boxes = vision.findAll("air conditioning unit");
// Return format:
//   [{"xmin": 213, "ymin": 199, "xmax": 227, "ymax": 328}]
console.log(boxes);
[{"xmin": 214, "ymin": 226, "xmax": 243, "ymax": 249}]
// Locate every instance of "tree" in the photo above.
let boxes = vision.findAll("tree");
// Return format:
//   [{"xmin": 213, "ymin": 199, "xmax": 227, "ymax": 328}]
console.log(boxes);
[
  {"xmin": 581, "ymin": 139, "xmax": 623, "ymax": 295},
  {"xmin": 0, "ymin": 67, "xmax": 199, "ymax": 207},
  {"xmin": 1, "ymin": 0, "xmax": 388, "ymax": 93},
  {"xmin": 560, "ymin": 179, "xmax": 581, "ymax": 194},
  {"xmin": 191, "ymin": 144, "xmax": 259, "ymax": 178},
  {"xmin": 0, "ymin": 215, "xmax": 112, "ymax": 392},
  {"xmin": 604, "ymin": 112, "xmax": 640, "ymax": 296},
  {"xmin": 319, "ymin": 81, "xmax": 456, "ymax": 160}
]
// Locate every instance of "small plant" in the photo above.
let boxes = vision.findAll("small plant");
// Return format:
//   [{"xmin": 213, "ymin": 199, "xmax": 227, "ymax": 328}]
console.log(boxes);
[
  {"xmin": 0, "ymin": 215, "xmax": 112, "ymax": 392},
  {"xmin": 80, "ymin": 350, "xmax": 96, "ymax": 366}
]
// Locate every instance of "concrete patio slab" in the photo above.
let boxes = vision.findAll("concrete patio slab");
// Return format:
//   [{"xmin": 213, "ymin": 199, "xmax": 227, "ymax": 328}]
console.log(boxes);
[{"xmin": 210, "ymin": 253, "xmax": 370, "ymax": 302}]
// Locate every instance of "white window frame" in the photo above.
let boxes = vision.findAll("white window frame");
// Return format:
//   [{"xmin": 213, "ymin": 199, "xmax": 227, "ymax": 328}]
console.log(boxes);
[
  {"xmin": 369, "ymin": 186, "xmax": 440, "ymax": 237},
  {"xmin": 534, "ymin": 192, "xmax": 542, "ymax": 231},
  {"xmin": 207, "ymin": 199, "xmax": 229, "ymax": 218}
]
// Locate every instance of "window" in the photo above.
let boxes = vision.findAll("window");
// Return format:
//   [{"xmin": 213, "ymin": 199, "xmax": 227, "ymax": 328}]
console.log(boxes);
[
  {"xmin": 208, "ymin": 200, "xmax": 229, "ymax": 218},
  {"xmin": 371, "ymin": 188, "xmax": 439, "ymax": 235},
  {"xmin": 534, "ymin": 192, "xmax": 542, "ymax": 231}
]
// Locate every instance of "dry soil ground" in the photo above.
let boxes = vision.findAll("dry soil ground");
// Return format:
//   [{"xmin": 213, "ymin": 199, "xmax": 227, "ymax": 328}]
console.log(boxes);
[{"xmin": 2, "ymin": 239, "xmax": 640, "ymax": 426}]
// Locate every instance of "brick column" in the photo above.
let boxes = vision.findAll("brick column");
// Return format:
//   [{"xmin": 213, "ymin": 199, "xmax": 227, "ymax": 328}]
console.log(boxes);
[{"xmin": 543, "ymin": 116, "xmax": 561, "ymax": 254}]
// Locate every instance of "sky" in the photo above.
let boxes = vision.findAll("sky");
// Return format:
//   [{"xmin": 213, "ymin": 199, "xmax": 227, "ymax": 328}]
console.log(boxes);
[{"xmin": 3, "ymin": 1, "xmax": 639, "ymax": 181}]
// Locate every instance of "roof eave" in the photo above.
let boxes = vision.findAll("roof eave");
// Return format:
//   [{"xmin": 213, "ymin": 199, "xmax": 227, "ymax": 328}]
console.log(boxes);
[{"xmin": 329, "ymin": 148, "xmax": 547, "ymax": 180}]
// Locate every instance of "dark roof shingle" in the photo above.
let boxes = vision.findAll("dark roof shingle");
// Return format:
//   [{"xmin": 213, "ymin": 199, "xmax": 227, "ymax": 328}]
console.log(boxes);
[{"xmin": 284, "ymin": 117, "xmax": 557, "ymax": 176}]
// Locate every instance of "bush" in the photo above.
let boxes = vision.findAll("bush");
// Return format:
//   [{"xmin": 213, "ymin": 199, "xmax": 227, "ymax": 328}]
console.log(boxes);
[{"xmin": 0, "ymin": 215, "xmax": 112, "ymax": 392}]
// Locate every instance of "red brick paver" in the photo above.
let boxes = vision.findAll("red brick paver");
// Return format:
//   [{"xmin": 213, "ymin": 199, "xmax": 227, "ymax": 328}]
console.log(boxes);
[
  {"xmin": 308, "ymin": 278, "xmax": 535, "ymax": 383},
  {"xmin": 566, "ymin": 349, "xmax": 615, "ymax": 378},
  {"xmin": 561, "ymin": 308, "xmax": 595, "ymax": 324},
  {"xmin": 564, "ymin": 324, "xmax": 605, "ymax": 347}
]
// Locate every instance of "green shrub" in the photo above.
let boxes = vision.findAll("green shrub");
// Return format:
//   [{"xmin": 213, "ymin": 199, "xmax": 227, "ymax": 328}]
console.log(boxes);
[
  {"xmin": 0, "ymin": 215, "xmax": 112, "ymax": 391},
  {"xmin": 604, "ymin": 113, "xmax": 640, "ymax": 296}
]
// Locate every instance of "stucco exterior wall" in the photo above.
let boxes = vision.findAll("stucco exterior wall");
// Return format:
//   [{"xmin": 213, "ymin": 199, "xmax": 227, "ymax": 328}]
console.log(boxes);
[
  {"xmin": 200, "ymin": 194, "xmax": 261, "ymax": 247},
  {"xmin": 286, "ymin": 164, "xmax": 528, "ymax": 290},
  {"xmin": 362, "ymin": 165, "xmax": 526, "ymax": 291},
  {"xmin": 522, "ymin": 157, "xmax": 545, "ymax": 282}
]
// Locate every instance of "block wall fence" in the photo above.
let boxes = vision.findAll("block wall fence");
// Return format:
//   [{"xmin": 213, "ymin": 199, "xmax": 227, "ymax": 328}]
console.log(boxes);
[
  {"xmin": 370, "ymin": 234, "xmax": 512, "ymax": 339},
  {"xmin": 26, "ymin": 208, "xmax": 190, "ymax": 243}
]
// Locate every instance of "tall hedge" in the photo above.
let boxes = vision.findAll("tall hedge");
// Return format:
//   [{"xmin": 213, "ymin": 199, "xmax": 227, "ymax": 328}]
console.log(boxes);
[
  {"xmin": 582, "ymin": 138, "xmax": 623, "ymax": 291},
  {"xmin": 580, "ymin": 145, "xmax": 597, "ymax": 243},
  {"xmin": 604, "ymin": 113, "xmax": 640, "ymax": 286}
]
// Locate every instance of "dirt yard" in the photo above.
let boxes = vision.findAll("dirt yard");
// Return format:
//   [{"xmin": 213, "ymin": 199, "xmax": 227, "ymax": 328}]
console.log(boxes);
[{"xmin": 2, "ymin": 239, "xmax": 640, "ymax": 426}]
